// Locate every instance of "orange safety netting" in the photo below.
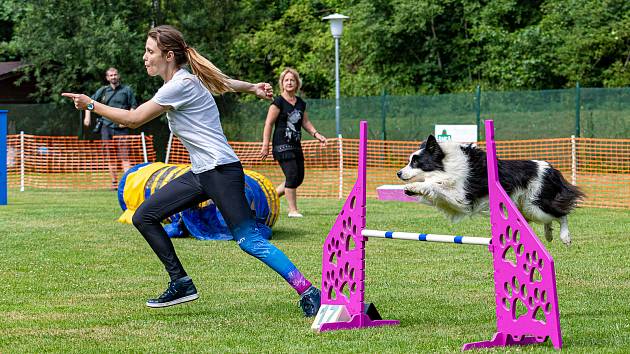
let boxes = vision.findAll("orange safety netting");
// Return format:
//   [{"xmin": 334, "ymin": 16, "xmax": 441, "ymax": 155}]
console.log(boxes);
[
  {"xmin": 166, "ymin": 136, "xmax": 629, "ymax": 209},
  {"xmin": 7, "ymin": 134, "xmax": 156, "ymax": 190},
  {"xmin": 167, "ymin": 138, "xmax": 342, "ymax": 199},
  {"xmin": 6, "ymin": 134, "xmax": 629, "ymax": 209}
]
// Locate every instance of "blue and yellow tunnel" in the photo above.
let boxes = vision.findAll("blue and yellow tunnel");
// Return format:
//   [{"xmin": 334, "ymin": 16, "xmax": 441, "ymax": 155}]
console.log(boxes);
[{"xmin": 117, "ymin": 162, "xmax": 279, "ymax": 240}]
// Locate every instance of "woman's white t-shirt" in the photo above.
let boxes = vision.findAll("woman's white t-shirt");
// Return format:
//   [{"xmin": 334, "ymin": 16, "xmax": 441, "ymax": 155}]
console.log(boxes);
[{"xmin": 152, "ymin": 69, "xmax": 239, "ymax": 173}]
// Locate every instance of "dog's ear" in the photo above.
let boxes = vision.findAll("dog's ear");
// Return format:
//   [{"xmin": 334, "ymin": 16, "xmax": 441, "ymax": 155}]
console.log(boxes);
[{"xmin": 425, "ymin": 135, "xmax": 442, "ymax": 155}]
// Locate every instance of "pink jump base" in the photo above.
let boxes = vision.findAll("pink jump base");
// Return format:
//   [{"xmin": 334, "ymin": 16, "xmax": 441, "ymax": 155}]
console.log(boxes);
[
  {"xmin": 376, "ymin": 185, "xmax": 418, "ymax": 202},
  {"xmin": 462, "ymin": 332, "xmax": 548, "ymax": 351},
  {"xmin": 319, "ymin": 314, "xmax": 400, "ymax": 332}
]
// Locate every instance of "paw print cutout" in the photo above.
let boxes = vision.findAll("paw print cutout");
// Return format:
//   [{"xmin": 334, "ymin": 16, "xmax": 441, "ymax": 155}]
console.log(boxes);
[
  {"xmin": 499, "ymin": 225, "xmax": 523, "ymax": 267},
  {"xmin": 523, "ymin": 250, "xmax": 544, "ymax": 283},
  {"xmin": 500, "ymin": 276, "xmax": 530, "ymax": 321},
  {"xmin": 529, "ymin": 287, "xmax": 551, "ymax": 324}
]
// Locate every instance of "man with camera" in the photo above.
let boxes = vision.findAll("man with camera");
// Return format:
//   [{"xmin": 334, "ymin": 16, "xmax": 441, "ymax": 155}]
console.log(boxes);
[{"xmin": 84, "ymin": 67, "xmax": 138, "ymax": 189}]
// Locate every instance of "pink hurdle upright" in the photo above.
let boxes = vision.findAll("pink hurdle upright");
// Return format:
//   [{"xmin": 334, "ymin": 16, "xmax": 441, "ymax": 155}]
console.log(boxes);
[{"xmin": 314, "ymin": 120, "xmax": 562, "ymax": 351}]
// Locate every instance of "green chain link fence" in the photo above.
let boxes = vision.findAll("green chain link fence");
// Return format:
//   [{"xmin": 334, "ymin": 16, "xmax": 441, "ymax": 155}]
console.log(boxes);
[
  {"xmin": 4, "ymin": 85, "xmax": 630, "ymax": 159},
  {"xmin": 223, "ymin": 85, "xmax": 630, "ymax": 142}
]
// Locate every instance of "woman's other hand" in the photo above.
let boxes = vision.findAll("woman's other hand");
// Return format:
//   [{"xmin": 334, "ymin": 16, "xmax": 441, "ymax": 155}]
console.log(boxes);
[
  {"xmin": 259, "ymin": 142, "xmax": 270, "ymax": 160},
  {"xmin": 315, "ymin": 132, "xmax": 327, "ymax": 147},
  {"xmin": 254, "ymin": 83, "xmax": 273, "ymax": 100}
]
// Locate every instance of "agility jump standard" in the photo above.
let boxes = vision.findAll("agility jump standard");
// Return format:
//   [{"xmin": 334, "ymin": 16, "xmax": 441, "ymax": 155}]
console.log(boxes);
[{"xmin": 312, "ymin": 120, "xmax": 563, "ymax": 351}]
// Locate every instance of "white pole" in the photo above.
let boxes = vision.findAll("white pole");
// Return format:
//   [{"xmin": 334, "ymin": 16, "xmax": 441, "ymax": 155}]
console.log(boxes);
[
  {"xmin": 141, "ymin": 132, "xmax": 148, "ymax": 163},
  {"xmin": 338, "ymin": 137, "xmax": 343, "ymax": 199},
  {"xmin": 570, "ymin": 135, "xmax": 577, "ymax": 186},
  {"xmin": 19, "ymin": 131, "xmax": 24, "ymax": 192},
  {"xmin": 334, "ymin": 37, "xmax": 341, "ymax": 137},
  {"xmin": 334, "ymin": 36, "xmax": 344, "ymax": 199},
  {"xmin": 362, "ymin": 229, "xmax": 491, "ymax": 246},
  {"xmin": 164, "ymin": 132, "xmax": 173, "ymax": 164}
]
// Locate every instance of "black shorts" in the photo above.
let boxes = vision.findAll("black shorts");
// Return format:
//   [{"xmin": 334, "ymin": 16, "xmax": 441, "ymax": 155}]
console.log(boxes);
[
  {"xmin": 101, "ymin": 125, "xmax": 130, "ymax": 160},
  {"xmin": 276, "ymin": 150, "xmax": 305, "ymax": 189}
]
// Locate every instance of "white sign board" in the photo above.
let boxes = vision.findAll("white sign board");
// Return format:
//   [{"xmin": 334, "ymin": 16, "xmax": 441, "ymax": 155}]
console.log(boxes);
[{"xmin": 434, "ymin": 124, "xmax": 477, "ymax": 143}]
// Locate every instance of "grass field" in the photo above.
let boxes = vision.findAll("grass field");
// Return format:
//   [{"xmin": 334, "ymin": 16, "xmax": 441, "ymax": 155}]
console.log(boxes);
[{"xmin": 1, "ymin": 190, "xmax": 629, "ymax": 353}]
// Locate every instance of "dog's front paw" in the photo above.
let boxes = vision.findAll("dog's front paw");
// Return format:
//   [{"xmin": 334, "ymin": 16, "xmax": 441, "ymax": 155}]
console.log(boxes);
[
  {"xmin": 404, "ymin": 182, "xmax": 424, "ymax": 196},
  {"xmin": 404, "ymin": 188, "xmax": 417, "ymax": 196}
]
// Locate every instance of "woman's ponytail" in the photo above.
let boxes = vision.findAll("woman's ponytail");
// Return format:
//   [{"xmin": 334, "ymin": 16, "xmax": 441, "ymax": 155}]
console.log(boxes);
[
  {"xmin": 148, "ymin": 25, "xmax": 234, "ymax": 95},
  {"xmin": 185, "ymin": 47, "xmax": 233, "ymax": 95}
]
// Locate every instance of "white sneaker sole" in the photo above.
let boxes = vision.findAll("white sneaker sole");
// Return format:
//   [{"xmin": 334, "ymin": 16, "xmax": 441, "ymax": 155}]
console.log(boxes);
[{"xmin": 146, "ymin": 293, "xmax": 199, "ymax": 308}]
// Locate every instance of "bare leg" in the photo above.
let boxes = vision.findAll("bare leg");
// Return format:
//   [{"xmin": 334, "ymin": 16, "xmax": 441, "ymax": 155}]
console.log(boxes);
[
  {"xmin": 559, "ymin": 216, "xmax": 571, "ymax": 245},
  {"xmin": 122, "ymin": 160, "xmax": 132, "ymax": 172},
  {"xmin": 107, "ymin": 162, "xmax": 119, "ymax": 189},
  {"xmin": 105, "ymin": 143, "xmax": 119, "ymax": 188},
  {"xmin": 276, "ymin": 182, "xmax": 285, "ymax": 197},
  {"xmin": 544, "ymin": 223, "xmax": 553, "ymax": 242},
  {"xmin": 285, "ymin": 187, "xmax": 299, "ymax": 214}
]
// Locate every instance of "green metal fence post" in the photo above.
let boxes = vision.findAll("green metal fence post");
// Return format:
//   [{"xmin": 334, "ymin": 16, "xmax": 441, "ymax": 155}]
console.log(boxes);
[
  {"xmin": 575, "ymin": 82, "xmax": 581, "ymax": 137},
  {"xmin": 381, "ymin": 89, "xmax": 387, "ymax": 140},
  {"xmin": 475, "ymin": 85, "xmax": 481, "ymax": 141}
]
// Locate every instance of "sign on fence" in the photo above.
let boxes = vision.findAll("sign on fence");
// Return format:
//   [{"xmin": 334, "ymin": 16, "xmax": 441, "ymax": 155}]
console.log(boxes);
[{"xmin": 434, "ymin": 124, "xmax": 477, "ymax": 143}]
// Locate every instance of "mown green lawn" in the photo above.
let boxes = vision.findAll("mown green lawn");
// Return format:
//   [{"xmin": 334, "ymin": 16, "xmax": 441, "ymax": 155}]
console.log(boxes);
[{"xmin": 1, "ymin": 190, "xmax": 628, "ymax": 353}]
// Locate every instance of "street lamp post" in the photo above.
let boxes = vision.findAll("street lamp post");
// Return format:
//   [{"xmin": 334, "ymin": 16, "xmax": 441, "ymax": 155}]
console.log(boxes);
[
  {"xmin": 323, "ymin": 13, "xmax": 349, "ymax": 199},
  {"xmin": 323, "ymin": 13, "xmax": 349, "ymax": 138}
]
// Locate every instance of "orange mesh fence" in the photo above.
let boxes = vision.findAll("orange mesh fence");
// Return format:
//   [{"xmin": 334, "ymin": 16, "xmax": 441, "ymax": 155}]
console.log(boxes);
[
  {"xmin": 166, "ymin": 137, "xmax": 341, "ymax": 198},
  {"xmin": 7, "ymin": 133, "xmax": 629, "ymax": 209},
  {"xmin": 357, "ymin": 138, "xmax": 629, "ymax": 209},
  {"xmin": 572, "ymin": 138, "xmax": 630, "ymax": 209},
  {"xmin": 7, "ymin": 134, "xmax": 156, "ymax": 190},
  {"xmin": 165, "ymin": 135, "xmax": 629, "ymax": 209}
]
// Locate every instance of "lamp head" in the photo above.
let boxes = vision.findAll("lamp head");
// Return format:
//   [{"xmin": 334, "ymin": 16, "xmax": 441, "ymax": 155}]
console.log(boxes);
[{"xmin": 323, "ymin": 13, "xmax": 349, "ymax": 38}]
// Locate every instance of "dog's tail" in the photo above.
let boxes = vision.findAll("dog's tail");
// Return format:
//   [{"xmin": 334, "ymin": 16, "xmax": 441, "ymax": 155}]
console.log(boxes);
[{"xmin": 548, "ymin": 169, "xmax": 585, "ymax": 214}]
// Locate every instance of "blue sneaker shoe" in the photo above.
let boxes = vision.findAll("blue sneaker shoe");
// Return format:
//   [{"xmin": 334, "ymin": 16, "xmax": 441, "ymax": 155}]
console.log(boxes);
[
  {"xmin": 298, "ymin": 286, "xmax": 321, "ymax": 317},
  {"xmin": 146, "ymin": 276, "xmax": 199, "ymax": 308}
]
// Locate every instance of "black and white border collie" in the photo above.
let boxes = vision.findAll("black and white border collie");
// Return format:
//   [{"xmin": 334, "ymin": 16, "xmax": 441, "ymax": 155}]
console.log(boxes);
[{"xmin": 397, "ymin": 135, "xmax": 584, "ymax": 245}]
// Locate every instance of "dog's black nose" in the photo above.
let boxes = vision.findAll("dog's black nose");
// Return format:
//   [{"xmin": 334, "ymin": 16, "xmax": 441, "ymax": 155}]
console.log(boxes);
[{"xmin": 396, "ymin": 171, "xmax": 402, "ymax": 178}]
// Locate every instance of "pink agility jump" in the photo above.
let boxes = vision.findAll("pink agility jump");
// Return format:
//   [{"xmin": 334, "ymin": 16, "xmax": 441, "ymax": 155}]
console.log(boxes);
[{"xmin": 313, "ymin": 120, "xmax": 563, "ymax": 351}]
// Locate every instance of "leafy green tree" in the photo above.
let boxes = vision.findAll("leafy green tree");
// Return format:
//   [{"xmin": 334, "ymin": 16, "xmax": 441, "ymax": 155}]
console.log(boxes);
[
  {"xmin": 4, "ymin": 0, "xmax": 630, "ymax": 105},
  {"xmin": 341, "ymin": 0, "xmax": 466, "ymax": 95},
  {"xmin": 9, "ymin": 0, "xmax": 153, "ymax": 101},
  {"xmin": 0, "ymin": 0, "xmax": 27, "ymax": 61},
  {"xmin": 540, "ymin": 0, "xmax": 630, "ymax": 87},
  {"xmin": 227, "ymin": 0, "xmax": 340, "ymax": 98}
]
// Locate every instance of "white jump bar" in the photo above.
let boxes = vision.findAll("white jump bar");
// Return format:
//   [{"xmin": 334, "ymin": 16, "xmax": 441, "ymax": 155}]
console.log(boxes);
[{"xmin": 362, "ymin": 229, "xmax": 491, "ymax": 246}]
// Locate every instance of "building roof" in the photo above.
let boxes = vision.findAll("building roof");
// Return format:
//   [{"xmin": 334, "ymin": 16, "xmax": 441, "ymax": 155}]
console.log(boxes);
[
  {"xmin": 0, "ymin": 61, "xmax": 24, "ymax": 78},
  {"xmin": 0, "ymin": 61, "xmax": 37, "ymax": 104}
]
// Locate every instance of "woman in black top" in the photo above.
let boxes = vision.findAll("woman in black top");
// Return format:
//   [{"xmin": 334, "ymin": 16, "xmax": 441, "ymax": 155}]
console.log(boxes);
[{"xmin": 260, "ymin": 68, "xmax": 327, "ymax": 217}]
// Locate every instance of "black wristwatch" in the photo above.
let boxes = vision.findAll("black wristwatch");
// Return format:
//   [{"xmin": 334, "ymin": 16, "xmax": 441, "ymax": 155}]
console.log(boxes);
[{"xmin": 87, "ymin": 99, "xmax": 95, "ymax": 111}]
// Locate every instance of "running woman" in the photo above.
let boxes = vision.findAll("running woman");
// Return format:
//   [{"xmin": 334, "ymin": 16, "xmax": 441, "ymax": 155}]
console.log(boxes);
[{"xmin": 62, "ymin": 25, "xmax": 320, "ymax": 317}]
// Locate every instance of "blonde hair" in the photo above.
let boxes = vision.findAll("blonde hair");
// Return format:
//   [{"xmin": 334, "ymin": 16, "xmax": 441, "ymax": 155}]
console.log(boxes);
[
  {"xmin": 278, "ymin": 67, "xmax": 302, "ymax": 93},
  {"xmin": 148, "ymin": 25, "xmax": 233, "ymax": 95}
]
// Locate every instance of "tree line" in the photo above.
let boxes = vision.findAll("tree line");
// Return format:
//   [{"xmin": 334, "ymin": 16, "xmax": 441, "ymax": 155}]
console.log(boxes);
[{"xmin": 1, "ymin": 0, "xmax": 629, "ymax": 104}]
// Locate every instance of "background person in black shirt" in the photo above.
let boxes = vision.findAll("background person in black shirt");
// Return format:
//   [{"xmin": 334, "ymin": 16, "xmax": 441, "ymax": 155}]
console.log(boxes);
[{"xmin": 260, "ymin": 68, "xmax": 327, "ymax": 218}]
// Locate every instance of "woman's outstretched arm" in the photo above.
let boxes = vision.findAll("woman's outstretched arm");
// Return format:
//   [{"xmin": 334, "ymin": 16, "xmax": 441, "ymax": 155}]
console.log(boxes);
[
  {"xmin": 227, "ymin": 80, "xmax": 273, "ymax": 100},
  {"xmin": 62, "ymin": 93, "xmax": 168, "ymax": 129}
]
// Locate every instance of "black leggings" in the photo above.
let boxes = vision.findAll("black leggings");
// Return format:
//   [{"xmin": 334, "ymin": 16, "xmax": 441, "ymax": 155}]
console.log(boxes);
[
  {"xmin": 132, "ymin": 161, "xmax": 312, "ymax": 293},
  {"xmin": 132, "ymin": 162, "xmax": 254, "ymax": 280},
  {"xmin": 277, "ymin": 154, "xmax": 305, "ymax": 189}
]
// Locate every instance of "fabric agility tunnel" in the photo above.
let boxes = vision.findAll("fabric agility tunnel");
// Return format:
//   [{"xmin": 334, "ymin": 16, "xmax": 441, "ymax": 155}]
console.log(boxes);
[{"xmin": 117, "ymin": 163, "xmax": 279, "ymax": 240}]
